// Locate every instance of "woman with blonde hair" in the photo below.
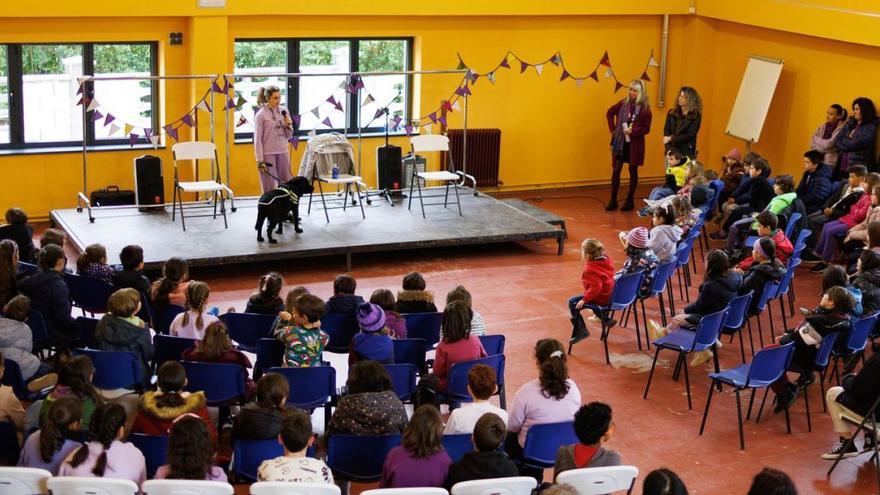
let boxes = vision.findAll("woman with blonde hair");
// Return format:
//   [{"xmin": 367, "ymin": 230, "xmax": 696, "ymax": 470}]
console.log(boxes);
[
  {"xmin": 605, "ymin": 79, "xmax": 652, "ymax": 211},
  {"xmin": 663, "ymin": 86, "xmax": 702, "ymax": 159},
  {"xmin": 254, "ymin": 85, "xmax": 294, "ymax": 193}
]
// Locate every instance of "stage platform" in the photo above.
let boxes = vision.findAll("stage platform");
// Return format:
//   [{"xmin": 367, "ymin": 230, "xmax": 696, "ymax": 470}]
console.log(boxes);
[{"xmin": 50, "ymin": 189, "xmax": 565, "ymax": 271}]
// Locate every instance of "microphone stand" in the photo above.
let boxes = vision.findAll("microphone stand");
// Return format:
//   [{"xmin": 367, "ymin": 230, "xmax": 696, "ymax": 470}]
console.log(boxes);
[{"xmin": 361, "ymin": 91, "xmax": 401, "ymax": 207}]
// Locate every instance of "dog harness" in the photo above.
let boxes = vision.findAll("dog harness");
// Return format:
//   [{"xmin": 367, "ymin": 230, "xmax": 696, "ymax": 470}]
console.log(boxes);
[{"xmin": 258, "ymin": 185, "xmax": 299, "ymax": 206}]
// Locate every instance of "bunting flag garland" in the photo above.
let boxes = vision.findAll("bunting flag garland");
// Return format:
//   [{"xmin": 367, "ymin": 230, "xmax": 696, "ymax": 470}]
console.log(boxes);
[
  {"xmin": 92, "ymin": 110, "xmax": 104, "ymax": 122},
  {"xmin": 487, "ymin": 72, "xmax": 496, "ymax": 84},
  {"xmin": 559, "ymin": 70, "xmax": 570, "ymax": 81},
  {"xmin": 589, "ymin": 70, "xmax": 599, "ymax": 81},
  {"xmin": 321, "ymin": 117, "xmax": 332, "ymax": 128},
  {"xmin": 326, "ymin": 95, "xmax": 338, "ymax": 106},
  {"xmin": 76, "ymin": 85, "xmax": 83, "ymax": 96},
  {"xmin": 575, "ymin": 79, "xmax": 584, "ymax": 89},
  {"xmin": 456, "ymin": 57, "xmax": 467, "ymax": 70},
  {"xmin": 428, "ymin": 112, "xmax": 437, "ymax": 123},
  {"xmin": 143, "ymin": 128, "xmax": 152, "ymax": 141},
  {"xmin": 211, "ymin": 80, "xmax": 225, "ymax": 94},
  {"xmin": 374, "ymin": 107, "xmax": 386, "ymax": 120},
  {"xmin": 614, "ymin": 81, "xmax": 625, "ymax": 92},
  {"xmin": 391, "ymin": 115, "xmax": 402, "ymax": 130},
  {"xmin": 163, "ymin": 125, "xmax": 179, "ymax": 142},
  {"xmin": 423, "ymin": 123, "xmax": 433, "ymax": 135},
  {"xmin": 236, "ymin": 116, "xmax": 247, "ymax": 127},
  {"xmin": 466, "ymin": 70, "xmax": 478, "ymax": 84},
  {"xmin": 103, "ymin": 113, "xmax": 115, "ymax": 126},
  {"xmin": 404, "ymin": 124, "xmax": 413, "ymax": 136},
  {"xmin": 604, "ymin": 67, "xmax": 614, "ymax": 79},
  {"xmin": 182, "ymin": 114, "xmax": 194, "ymax": 127},
  {"xmin": 291, "ymin": 114, "xmax": 301, "ymax": 129},
  {"xmin": 76, "ymin": 97, "xmax": 84, "ymax": 106},
  {"xmin": 520, "ymin": 61, "xmax": 529, "ymax": 74},
  {"xmin": 149, "ymin": 135, "xmax": 160, "ymax": 148},
  {"xmin": 455, "ymin": 84, "xmax": 472, "ymax": 97},
  {"xmin": 599, "ymin": 51, "xmax": 611, "ymax": 67},
  {"xmin": 499, "ymin": 57, "xmax": 510, "ymax": 69},
  {"xmin": 224, "ymin": 98, "xmax": 237, "ymax": 111},
  {"xmin": 333, "ymin": 100, "xmax": 344, "ymax": 112},
  {"xmin": 551, "ymin": 53, "xmax": 562, "ymax": 66},
  {"xmin": 437, "ymin": 116, "xmax": 447, "ymax": 127},
  {"xmin": 451, "ymin": 101, "xmax": 461, "ymax": 112},
  {"xmin": 648, "ymin": 52, "xmax": 660, "ymax": 67},
  {"xmin": 640, "ymin": 71, "xmax": 651, "ymax": 82},
  {"xmin": 442, "ymin": 100, "xmax": 453, "ymax": 112},
  {"xmin": 108, "ymin": 123, "xmax": 121, "ymax": 136},
  {"xmin": 236, "ymin": 96, "xmax": 246, "ymax": 110}
]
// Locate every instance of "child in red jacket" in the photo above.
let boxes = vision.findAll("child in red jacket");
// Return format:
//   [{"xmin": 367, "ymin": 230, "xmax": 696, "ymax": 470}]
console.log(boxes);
[
  {"xmin": 736, "ymin": 211, "xmax": 794, "ymax": 270},
  {"xmin": 569, "ymin": 239, "xmax": 616, "ymax": 345}
]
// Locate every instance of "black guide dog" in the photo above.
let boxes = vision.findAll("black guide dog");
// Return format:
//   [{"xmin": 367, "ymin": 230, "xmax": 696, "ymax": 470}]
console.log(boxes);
[{"xmin": 255, "ymin": 176, "xmax": 314, "ymax": 243}]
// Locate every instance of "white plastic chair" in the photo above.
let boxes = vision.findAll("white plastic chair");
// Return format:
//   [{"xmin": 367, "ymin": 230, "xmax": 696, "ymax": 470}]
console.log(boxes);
[
  {"xmin": 142, "ymin": 479, "xmax": 234, "ymax": 495},
  {"xmin": 46, "ymin": 477, "xmax": 139, "ymax": 495},
  {"xmin": 450, "ymin": 476, "xmax": 537, "ymax": 495},
  {"xmin": 362, "ymin": 488, "xmax": 448, "ymax": 495},
  {"xmin": 171, "ymin": 141, "xmax": 233, "ymax": 231},
  {"xmin": 250, "ymin": 481, "xmax": 341, "ymax": 495},
  {"xmin": 408, "ymin": 134, "xmax": 463, "ymax": 218},
  {"xmin": 0, "ymin": 467, "xmax": 51, "ymax": 495},
  {"xmin": 555, "ymin": 466, "xmax": 640, "ymax": 495}
]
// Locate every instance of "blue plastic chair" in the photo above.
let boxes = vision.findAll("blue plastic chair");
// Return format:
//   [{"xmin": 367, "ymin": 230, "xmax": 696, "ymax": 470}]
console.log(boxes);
[
  {"xmin": 478, "ymin": 334, "xmax": 505, "ymax": 356},
  {"xmin": 635, "ymin": 259, "xmax": 678, "ymax": 330},
  {"xmin": 442, "ymin": 433, "xmax": 475, "ymax": 463},
  {"xmin": 673, "ymin": 238, "xmax": 697, "ymax": 303},
  {"xmin": 27, "ymin": 309, "xmax": 52, "ymax": 357},
  {"xmin": 77, "ymin": 348, "xmax": 143, "ymax": 390},
  {"xmin": 232, "ymin": 438, "xmax": 284, "ymax": 481},
  {"xmin": 643, "ymin": 308, "xmax": 727, "ymax": 410},
  {"xmin": 181, "ymin": 361, "xmax": 246, "ymax": 407},
  {"xmin": 152, "ymin": 304, "xmax": 186, "ymax": 335},
  {"xmin": 699, "ymin": 342, "xmax": 795, "ymax": 450},
  {"xmin": 0, "ymin": 358, "xmax": 36, "ymax": 401},
  {"xmin": 721, "ymin": 291, "xmax": 754, "ymax": 363},
  {"xmin": 404, "ymin": 312, "xmax": 443, "ymax": 350},
  {"xmin": 136, "ymin": 291, "xmax": 155, "ymax": 329},
  {"xmin": 441, "ymin": 354, "xmax": 506, "ymax": 409},
  {"xmin": 575, "ymin": 270, "xmax": 643, "ymax": 365},
  {"xmin": 17, "ymin": 260, "xmax": 38, "ymax": 276},
  {"xmin": 63, "ymin": 272, "xmax": 115, "ymax": 315},
  {"xmin": 768, "ymin": 259, "xmax": 802, "ymax": 330},
  {"xmin": 320, "ymin": 313, "xmax": 360, "ymax": 353},
  {"xmin": 750, "ymin": 280, "xmax": 781, "ymax": 348},
  {"xmin": 0, "ymin": 422, "xmax": 20, "ymax": 465},
  {"xmin": 269, "ymin": 366, "xmax": 336, "ymax": 428},
  {"xmin": 255, "ymin": 338, "xmax": 285, "ymax": 378},
  {"xmin": 129, "ymin": 433, "xmax": 168, "ymax": 479},
  {"xmin": 152, "ymin": 334, "xmax": 196, "ymax": 371},
  {"xmin": 784, "ymin": 211, "xmax": 802, "ymax": 241},
  {"xmin": 76, "ymin": 316, "xmax": 99, "ymax": 349},
  {"xmin": 830, "ymin": 312, "xmax": 879, "ymax": 384},
  {"xmin": 220, "ymin": 312, "xmax": 277, "ymax": 353},
  {"xmin": 791, "ymin": 332, "xmax": 841, "ymax": 432},
  {"xmin": 521, "ymin": 421, "xmax": 577, "ymax": 468},
  {"xmin": 327, "ymin": 434, "xmax": 402, "ymax": 482},
  {"xmin": 392, "ymin": 338, "xmax": 427, "ymax": 373},
  {"xmin": 793, "ymin": 228, "xmax": 811, "ymax": 253},
  {"xmin": 383, "ymin": 363, "xmax": 418, "ymax": 402}
]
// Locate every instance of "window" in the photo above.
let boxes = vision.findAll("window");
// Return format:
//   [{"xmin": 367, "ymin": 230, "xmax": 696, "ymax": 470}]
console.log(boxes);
[
  {"xmin": 233, "ymin": 37, "xmax": 412, "ymax": 139},
  {"xmin": 1, "ymin": 42, "xmax": 158, "ymax": 150}
]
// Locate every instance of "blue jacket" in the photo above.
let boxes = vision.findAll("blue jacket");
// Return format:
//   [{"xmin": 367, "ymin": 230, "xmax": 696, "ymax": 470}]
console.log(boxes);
[
  {"xmin": 685, "ymin": 271, "xmax": 743, "ymax": 318},
  {"xmin": 350, "ymin": 332, "xmax": 394, "ymax": 365},
  {"xmin": 732, "ymin": 175, "xmax": 752, "ymax": 204},
  {"xmin": 836, "ymin": 118, "xmax": 879, "ymax": 169},
  {"xmin": 796, "ymin": 163, "xmax": 834, "ymax": 213},
  {"xmin": 17, "ymin": 270, "xmax": 79, "ymax": 341}
]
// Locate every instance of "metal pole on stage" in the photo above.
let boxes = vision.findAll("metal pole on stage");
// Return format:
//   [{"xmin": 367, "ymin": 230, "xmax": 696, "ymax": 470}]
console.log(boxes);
[{"xmin": 78, "ymin": 85, "xmax": 93, "ymax": 222}]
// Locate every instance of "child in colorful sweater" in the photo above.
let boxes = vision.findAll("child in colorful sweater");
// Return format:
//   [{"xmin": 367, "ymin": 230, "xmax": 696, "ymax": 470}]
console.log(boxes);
[{"xmin": 274, "ymin": 293, "xmax": 328, "ymax": 368}]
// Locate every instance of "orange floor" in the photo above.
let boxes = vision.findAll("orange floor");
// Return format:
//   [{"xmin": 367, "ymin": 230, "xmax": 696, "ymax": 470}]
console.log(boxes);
[{"xmin": 55, "ymin": 184, "xmax": 877, "ymax": 494}]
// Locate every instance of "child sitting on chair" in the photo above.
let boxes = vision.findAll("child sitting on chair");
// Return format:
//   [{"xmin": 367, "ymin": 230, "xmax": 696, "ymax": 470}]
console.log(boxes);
[
  {"xmin": 568, "ymin": 239, "xmax": 615, "ymax": 345},
  {"xmin": 554, "ymin": 402, "xmax": 621, "ymax": 478},
  {"xmin": 274, "ymin": 293, "xmax": 329, "ymax": 368},
  {"xmin": 257, "ymin": 409, "xmax": 333, "ymax": 483},
  {"xmin": 76, "ymin": 244, "xmax": 114, "ymax": 285}
]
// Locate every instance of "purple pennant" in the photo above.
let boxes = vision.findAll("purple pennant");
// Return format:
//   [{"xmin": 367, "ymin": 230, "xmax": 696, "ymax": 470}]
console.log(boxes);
[
  {"xmin": 321, "ymin": 117, "xmax": 332, "ymax": 127},
  {"xmin": 292, "ymin": 114, "xmax": 301, "ymax": 128},
  {"xmin": 129, "ymin": 133, "xmax": 139, "ymax": 146},
  {"xmin": 455, "ymin": 85, "xmax": 472, "ymax": 96},
  {"xmin": 225, "ymin": 98, "xmax": 236, "ymax": 110},
  {"xmin": 391, "ymin": 115, "xmax": 402, "ymax": 130},
  {"xmin": 455, "ymin": 87, "xmax": 465, "ymax": 97},
  {"xmin": 437, "ymin": 116, "xmax": 447, "ymax": 127},
  {"xmin": 103, "ymin": 113, "xmax": 115, "ymax": 126},
  {"xmin": 92, "ymin": 110, "xmax": 104, "ymax": 122},
  {"xmin": 334, "ymin": 101, "xmax": 343, "ymax": 112},
  {"xmin": 144, "ymin": 128, "xmax": 152, "ymax": 140},
  {"xmin": 560, "ymin": 70, "xmax": 570, "ymax": 81},
  {"xmin": 588, "ymin": 70, "xmax": 599, "ymax": 82},
  {"xmin": 374, "ymin": 107, "xmax": 386, "ymax": 120},
  {"xmin": 288, "ymin": 136, "xmax": 300, "ymax": 150},
  {"xmin": 76, "ymin": 85, "xmax": 83, "ymax": 96},
  {"xmin": 428, "ymin": 112, "xmax": 437, "ymax": 124},
  {"xmin": 76, "ymin": 97, "xmax": 84, "ymax": 106},
  {"xmin": 500, "ymin": 57, "xmax": 510, "ymax": 69},
  {"xmin": 404, "ymin": 124, "xmax": 413, "ymax": 136},
  {"xmin": 163, "ymin": 125, "xmax": 179, "ymax": 142},
  {"xmin": 614, "ymin": 81, "xmax": 625, "ymax": 92},
  {"xmin": 182, "ymin": 114, "xmax": 194, "ymax": 127},
  {"xmin": 520, "ymin": 62, "xmax": 529, "ymax": 74},
  {"xmin": 211, "ymin": 80, "xmax": 224, "ymax": 94},
  {"xmin": 326, "ymin": 95, "xmax": 337, "ymax": 106}
]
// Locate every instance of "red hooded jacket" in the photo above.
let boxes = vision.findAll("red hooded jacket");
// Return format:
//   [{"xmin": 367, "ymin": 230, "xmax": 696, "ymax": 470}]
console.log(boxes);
[{"xmin": 581, "ymin": 255, "xmax": 616, "ymax": 306}]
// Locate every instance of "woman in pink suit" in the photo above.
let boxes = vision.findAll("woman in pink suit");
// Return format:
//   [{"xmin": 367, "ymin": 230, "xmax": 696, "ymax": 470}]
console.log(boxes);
[
  {"xmin": 254, "ymin": 85, "xmax": 294, "ymax": 193},
  {"xmin": 605, "ymin": 79, "xmax": 652, "ymax": 212}
]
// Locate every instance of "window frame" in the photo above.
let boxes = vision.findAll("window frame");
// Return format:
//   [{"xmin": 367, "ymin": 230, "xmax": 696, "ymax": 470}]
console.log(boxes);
[
  {"xmin": 0, "ymin": 41, "xmax": 159, "ymax": 151},
  {"xmin": 233, "ymin": 36, "xmax": 413, "ymax": 141}
]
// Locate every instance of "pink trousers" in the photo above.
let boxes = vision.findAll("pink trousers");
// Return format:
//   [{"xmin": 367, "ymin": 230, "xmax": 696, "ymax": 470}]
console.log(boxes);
[{"xmin": 259, "ymin": 153, "xmax": 293, "ymax": 193}]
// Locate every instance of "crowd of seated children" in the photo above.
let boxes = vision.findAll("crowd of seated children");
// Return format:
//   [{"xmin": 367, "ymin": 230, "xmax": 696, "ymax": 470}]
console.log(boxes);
[
  {"xmin": 724, "ymin": 175, "xmax": 797, "ymax": 254},
  {"xmin": 444, "ymin": 364, "xmax": 508, "ymax": 435},
  {"xmin": 841, "ymin": 185, "xmax": 880, "ymax": 270},
  {"xmin": 804, "ymin": 165, "xmax": 867, "ymax": 254},
  {"xmin": 132, "ymin": 361, "xmax": 217, "ymax": 442},
  {"xmin": 649, "ymin": 206, "xmax": 683, "ymax": 264},
  {"xmin": 0, "ymin": 208, "xmax": 35, "ymax": 264},
  {"xmin": 154, "ymin": 415, "xmax": 226, "ymax": 481},
  {"xmin": 258, "ymin": 409, "xmax": 333, "ymax": 484},
  {"xmin": 111, "ymin": 245, "xmax": 151, "ymax": 297},
  {"xmin": 733, "ymin": 211, "xmax": 793, "ymax": 271},
  {"xmin": 554, "ymin": 402, "xmax": 621, "ymax": 478},
  {"xmin": 17, "ymin": 396, "xmax": 82, "ymax": 474},
  {"xmin": 182, "ymin": 321, "xmax": 255, "ymax": 398},
  {"xmin": 819, "ymin": 266, "xmax": 862, "ymax": 320},
  {"xmin": 640, "ymin": 149, "xmax": 692, "ymax": 211},
  {"xmin": 326, "ymin": 360, "xmax": 408, "ymax": 438},
  {"xmin": 671, "ymin": 195, "xmax": 701, "ymax": 236},
  {"xmin": 274, "ymin": 293, "xmax": 328, "ymax": 368},
  {"xmin": 568, "ymin": 239, "xmax": 615, "ymax": 345},
  {"xmin": 370, "ymin": 288, "xmax": 407, "ymax": 338},
  {"xmin": 380, "ymin": 404, "xmax": 452, "ymax": 489},
  {"xmin": 150, "ymin": 257, "xmax": 191, "ymax": 307},
  {"xmin": 233, "ymin": 372, "xmax": 290, "ymax": 441},
  {"xmin": 717, "ymin": 148, "xmax": 745, "ymax": 204},
  {"xmin": 851, "ymin": 250, "xmax": 880, "ymax": 315},
  {"xmin": 396, "ymin": 271, "xmax": 438, "ymax": 314},
  {"xmin": 349, "ymin": 302, "xmax": 394, "ymax": 365},
  {"xmin": 325, "ymin": 274, "xmax": 364, "ymax": 315},
  {"xmin": 446, "ymin": 412, "xmax": 518, "ymax": 488},
  {"xmin": 245, "ymin": 272, "xmax": 285, "ymax": 315},
  {"xmin": 169, "ymin": 281, "xmax": 219, "ymax": 340},
  {"xmin": 76, "ymin": 244, "xmax": 114, "ymax": 285},
  {"xmin": 94, "ymin": 288, "xmax": 154, "ymax": 385}
]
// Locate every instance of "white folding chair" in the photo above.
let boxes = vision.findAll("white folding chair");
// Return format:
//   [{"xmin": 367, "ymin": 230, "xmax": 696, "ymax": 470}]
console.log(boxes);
[
  {"xmin": 555, "ymin": 466, "xmax": 640, "ymax": 495},
  {"xmin": 142, "ymin": 480, "xmax": 233, "ymax": 495},
  {"xmin": 450, "ymin": 476, "xmax": 537, "ymax": 495},
  {"xmin": 408, "ymin": 134, "xmax": 463, "ymax": 218},
  {"xmin": 250, "ymin": 481, "xmax": 341, "ymax": 495},
  {"xmin": 0, "ymin": 467, "xmax": 51, "ymax": 495},
  {"xmin": 362, "ymin": 489, "xmax": 448, "ymax": 495},
  {"xmin": 307, "ymin": 172, "xmax": 366, "ymax": 223},
  {"xmin": 171, "ymin": 141, "xmax": 233, "ymax": 231},
  {"xmin": 46, "ymin": 477, "xmax": 139, "ymax": 495}
]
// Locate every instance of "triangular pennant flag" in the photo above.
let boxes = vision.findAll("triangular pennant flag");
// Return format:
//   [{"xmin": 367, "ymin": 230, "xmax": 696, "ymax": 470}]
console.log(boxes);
[
  {"xmin": 361, "ymin": 94, "xmax": 375, "ymax": 107},
  {"xmin": 535, "ymin": 64, "xmax": 543, "ymax": 76},
  {"xmin": 391, "ymin": 115, "xmax": 402, "ymax": 130},
  {"xmin": 442, "ymin": 100, "xmax": 453, "ymax": 112},
  {"xmin": 599, "ymin": 51, "xmax": 611, "ymax": 67},
  {"xmin": 321, "ymin": 117, "xmax": 332, "ymax": 127},
  {"xmin": 211, "ymin": 80, "xmax": 224, "ymax": 93},
  {"xmin": 451, "ymin": 101, "xmax": 461, "ymax": 112},
  {"xmin": 76, "ymin": 85, "xmax": 83, "ymax": 96},
  {"xmin": 333, "ymin": 101, "xmax": 343, "ymax": 112},
  {"xmin": 589, "ymin": 70, "xmax": 599, "ymax": 81},
  {"xmin": 143, "ymin": 128, "xmax": 152, "ymax": 141},
  {"xmin": 86, "ymin": 99, "xmax": 100, "ymax": 112},
  {"xmin": 456, "ymin": 57, "xmax": 466, "ymax": 71},
  {"xmin": 575, "ymin": 79, "xmax": 584, "ymax": 89},
  {"xmin": 404, "ymin": 124, "xmax": 413, "ymax": 136},
  {"xmin": 236, "ymin": 116, "xmax": 247, "ymax": 127},
  {"xmin": 614, "ymin": 81, "xmax": 625, "ymax": 92},
  {"xmin": 291, "ymin": 114, "xmax": 301, "ymax": 129},
  {"xmin": 124, "ymin": 124, "xmax": 134, "ymax": 136},
  {"xmin": 92, "ymin": 110, "xmax": 104, "ymax": 122},
  {"xmin": 149, "ymin": 135, "xmax": 160, "ymax": 148},
  {"xmin": 424, "ymin": 124, "xmax": 433, "ymax": 135},
  {"xmin": 326, "ymin": 95, "xmax": 337, "ymax": 106},
  {"xmin": 181, "ymin": 114, "xmax": 193, "ymax": 127},
  {"xmin": 103, "ymin": 113, "xmax": 115, "ymax": 126},
  {"xmin": 196, "ymin": 100, "xmax": 212, "ymax": 113},
  {"xmin": 163, "ymin": 125, "xmax": 178, "ymax": 142},
  {"xmin": 551, "ymin": 53, "xmax": 561, "ymax": 66},
  {"xmin": 108, "ymin": 123, "xmax": 121, "ymax": 136},
  {"xmin": 77, "ymin": 76, "xmax": 89, "ymax": 84},
  {"xmin": 236, "ymin": 96, "xmax": 246, "ymax": 109},
  {"xmin": 458, "ymin": 85, "xmax": 472, "ymax": 96},
  {"xmin": 603, "ymin": 67, "xmax": 614, "ymax": 79},
  {"xmin": 560, "ymin": 70, "xmax": 570, "ymax": 81},
  {"xmin": 289, "ymin": 135, "xmax": 300, "ymax": 150},
  {"xmin": 466, "ymin": 70, "xmax": 478, "ymax": 84},
  {"xmin": 500, "ymin": 57, "xmax": 510, "ymax": 69},
  {"xmin": 224, "ymin": 97, "xmax": 236, "ymax": 110},
  {"xmin": 640, "ymin": 71, "xmax": 652, "ymax": 82},
  {"xmin": 338, "ymin": 80, "xmax": 348, "ymax": 91},
  {"xmin": 76, "ymin": 97, "xmax": 84, "ymax": 106},
  {"xmin": 129, "ymin": 133, "xmax": 139, "ymax": 147},
  {"xmin": 354, "ymin": 77, "xmax": 364, "ymax": 90},
  {"xmin": 438, "ymin": 116, "xmax": 447, "ymax": 127},
  {"xmin": 487, "ymin": 72, "xmax": 496, "ymax": 84},
  {"xmin": 311, "ymin": 108, "xmax": 321, "ymax": 119},
  {"xmin": 374, "ymin": 107, "xmax": 386, "ymax": 120},
  {"xmin": 428, "ymin": 112, "xmax": 437, "ymax": 124},
  {"xmin": 648, "ymin": 53, "xmax": 660, "ymax": 67},
  {"xmin": 520, "ymin": 61, "xmax": 529, "ymax": 74}
]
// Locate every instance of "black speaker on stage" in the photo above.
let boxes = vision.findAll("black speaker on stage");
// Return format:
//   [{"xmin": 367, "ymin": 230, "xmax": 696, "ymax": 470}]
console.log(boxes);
[
  {"xmin": 134, "ymin": 155, "xmax": 165, "ymax": 212},
  {"xmin": 377, "ymin": 145, "xmax": 402, "ymax": 191}
]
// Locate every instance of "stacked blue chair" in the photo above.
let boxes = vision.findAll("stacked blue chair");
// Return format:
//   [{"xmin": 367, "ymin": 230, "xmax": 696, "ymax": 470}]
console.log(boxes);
[
  {"xmin": 721, "ymin": 291, "xmax": 754, "ymax": 363},
  {"xmin": 442, "ymin": 434, "xmax": 475, "ymax": 463},
  {"xmin": 152, "ymin": 334, "xmax": 196, "ymax": 371},
  {"xmin": 767, "ymin": 259, "xmax": 802, "ymax": 330},
  {"xmin": 181, "ymin": 361, "xmax": 246, "ymax": 408},
  {"xmin": 77, "ymin": 348, "xmax": 143, "ymax": 390},
  {"xmin": 383, "ymin": 363, "xmax": 418, "ymax": 403},
  {"xmin": 232, "ymin": 438, "xmax": 284, "ymax": 481},
  {"xmin": 440, "ymin": 354, "xmax": 506, "ymax": 409},
  {"xmin": 269, "ymin": 366, "xmax": 337, "ymax": 429},
  {"xmin": 220, "ymin": 312, "xmax": 277, "ymax": 353},
  {"xmin": 829, "ymin": 312, "xmax": 879, "ymax": 384},
  {"xmin": 255, "ymin": 338, "xmax": 285, "ymax": 379},
  {"xmin": 320, "ymin": 313, "xmax": 360, "ymax": 353},
  {"xmin": 327, "ymin": 434, "xmax": 402, "ymax": 483},
  {"xmin": 64, "ymin": 272, "xmax": 115, "ymax": 315},
  {"xmin": 404, "ymin": 312, "xmax": 443, "ymax": 350},
  {"xmin": 129, "ymin": 433, "xmax": 169, "ymax": 479},
  {"xmin": 392, "ymin": 338, "xmax": 427, "ymax": 374},
  {"xmin": 76, "ymin": 316, "xmax": 99, "ymax": 349},
  {"xmin": 478, "ymin": 334, "xmax": 505, "ymax": 356},
  {"xmin": 750, "ymin": 280, "xmax": 781, "ymax": 348},
  {"xmin": 521, "ymin": 421, "xmax": 577, "ymax": 469},
  {"xmin": 27, "ymin": 309, "xmax": 52, "ymax": 357},
  {"xmin": 152, "ymin": 304, "xmax": 186, "ymax": 335}
]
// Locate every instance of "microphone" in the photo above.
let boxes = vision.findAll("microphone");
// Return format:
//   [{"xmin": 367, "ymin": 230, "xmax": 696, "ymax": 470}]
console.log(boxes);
[{"xmin": 281, "ymin": 110, "xmax": 292, "ymax": 128}]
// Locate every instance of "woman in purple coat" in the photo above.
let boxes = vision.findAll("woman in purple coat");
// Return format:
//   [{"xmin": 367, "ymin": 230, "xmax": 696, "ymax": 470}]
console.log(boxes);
[
  {"xmin": 253, "ymin": 85, "xmax": 295, "ymax": 193},
  {"xmin": 606, "ymin": 79, "xmax": 652, "ymax": 212},
  {"xmin": 836, "ymin": 97, "xmax": 879, "ymax": 173}
]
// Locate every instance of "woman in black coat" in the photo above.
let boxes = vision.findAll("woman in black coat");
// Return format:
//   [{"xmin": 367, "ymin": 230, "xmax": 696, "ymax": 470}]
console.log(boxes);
[
  {"xmin": 663, "ymin": 87, "xmax": 702, "ymax": 159},
  {"xmin": 835, "ymin": 97, "xmax": 879, "ymax": 173}
]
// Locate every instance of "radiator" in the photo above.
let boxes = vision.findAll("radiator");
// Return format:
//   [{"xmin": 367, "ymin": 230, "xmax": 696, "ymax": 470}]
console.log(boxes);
[{"xmin": 447, "ymin": 128, "xmax": 501, "ymax": 188}]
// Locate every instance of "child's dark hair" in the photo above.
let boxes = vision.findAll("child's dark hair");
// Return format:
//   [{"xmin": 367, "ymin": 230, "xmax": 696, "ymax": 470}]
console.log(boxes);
[
  {"xmin": 256, "ymin": 372, "xmax": 289, "ymax": 409},
  {"xmin": 467, "ymin": 364, "xmax": 497, "ymax": 400},
  {"xmin": 831, "ymin": 103, "xmax": 848, "ymax": 121},
  {"xmin": 119, "ymin": 245, "xmax": 144, "ymax": 271},
  {"xmin": 643, "ymin": 468, "xmax": 689, "ymax": 495},
  {"xmin": 294, "ymin": 293, "xmax": 326, "ymax": 323},
  {"xmin": 442, "ymin": 301, "xmax": 473, "ymax": 343},
  {"xmin": 860, "ymin": 249, "xmax": 880, "ymax": 273},
  {"xmin": 803, "ymin": 150, "xmax": 823, "ymax": 165},
  {"xmin": 446, "ymin": 285, "xmax": 473, "ymax": 308},
  {"xmin": 68, "ymin": 403, "xmax": 126, "ymax": 476},
  {"xmin": 40, "ymin": 396, "xmax": 83, "ymax": 463},
  {"xmin": 106, "ymin": 288, "xmax": 140, "ymax": 318},
  {"xmin": 826, "ymin": 286, "xmax": 856, "ymax": 314},
  {"xmin": 574, "ymin": 402, "xmax": 613, "ymax": 445},
  {"xmin": 3, "ymin": 294, "xmax": 30, "ymax": 321},
  {"xmin": 747, "ymin": 467, "xmax": 797, "ymax": 495},
  {"xmin": 473, "ymin": 412, "xmax": 506, "ymax": 451},
  {"xmin": 535, "ymin": 338, "xmax": 570, "ymax": 400},
  {"xmin": 156, "ymin": 361, "xmax": 188, "ymax": 409},
  {"xmin": 76, "ymin": 243, "xmax": 108, "ymax": 274},
  {"xmin": 279, "ymin": 409, "xmax": 313, "ymax": 453},
  {"xmin": 5, "ymin": 207, "xmax": 27, "ymax": 225},
  {"xmin": 849, "ymin": 165, "xmax": 868, "ymax": 178},
  {"xmin": 756, "ymin": 211, "xmax": 778, "ymax": 231},
  {"xmin": 181, "ymin": 281, "xmax": 211, "ymax": 331},
  {"xmin": 370, "ymin": 288, "xmax": 396, "ymax": 311},
  {"xmin": 752, "ymin": 157, "xmax": 771, "ymax": 177},
  {"xmin": 654, "ymin": 205, "xmax": 675, "ymax": 226},
  {"xmin": 283, "ymin": 286, "xmax": 309, "ymax": 313},
  {"xmin": 38, "ymin": 244, "xmax": 65, "ymax": 271},
  {"xmin": 40, "ymin": 228, "xmax": 65, "ymax": 248},
  {"xmin": 773, "ymin": 175, "xmax": 795, "ymax": 193},
  {"xmin": 154, "ymin": 257, "xmax": 189, "ymax": 305},
  {"xmin": 347, "ymin": 360, "xmax": 393, "ymax": 395},
  {"xmin": 256, "ymin": 272, "xmax": 283, "ymax": 299},
  {"xmin": 756, "ymin": 238, "xmax": 781, "ymax": 269},
  {"xmin": 705, "ymin": 250, "xmax": 729, "ymax": 282},
  {"xmin": 166, "ymin": 415, "xmax": 215, "ymax": 480},
  {"xmin": 402, "ymin": 271, "xmax": 427, "ymax": 291},
  {"xmin": 58, "ymin": 355, "xmax": 103, "ymax": 405},
  {"xmin": 401, "ymin": 405, "xmax": 444, "ymax": 459},
  {"xmin": 821, "ymin": 265, "xmax": 848, "ymax": 293},
  {"xmin": 333, "ymin": 274, "xmax": 356, "ymax": 295},
  {"xmin": 666, "ymin": 148, "xmax": 684, "ymax": 163}
]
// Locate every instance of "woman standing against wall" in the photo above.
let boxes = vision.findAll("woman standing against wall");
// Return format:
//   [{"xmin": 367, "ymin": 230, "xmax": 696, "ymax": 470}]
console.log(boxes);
[
  {"xmin": 663, "ymin": 87, "xmax": 702, "ymax": 159},
  {"xmin": 605, "ymin": 80, "xmax": 652, "ymax": 211},
  {"xmin": 836, "ymin": 97, "xmax": 879, "ymax": 173},
  {"xmin": 253, "ymin": 85, "xmax": 294, "ymax": 193},
  {"xmin": 811, "ymin": 103, "xmax": 847, "ymax": 175}
]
